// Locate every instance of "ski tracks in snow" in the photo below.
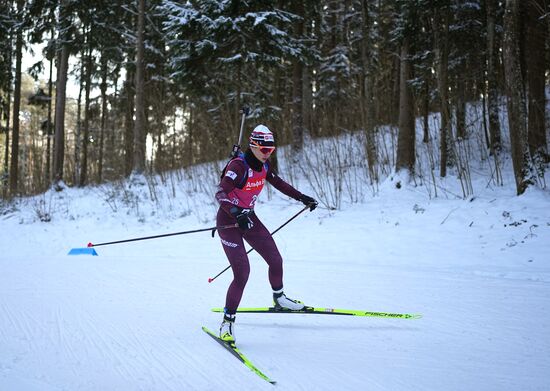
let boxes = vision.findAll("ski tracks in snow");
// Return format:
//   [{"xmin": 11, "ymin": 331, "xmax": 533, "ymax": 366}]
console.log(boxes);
[{"xmin": 0, "ymin": 256, "xmax": 228, "ymax": 391}]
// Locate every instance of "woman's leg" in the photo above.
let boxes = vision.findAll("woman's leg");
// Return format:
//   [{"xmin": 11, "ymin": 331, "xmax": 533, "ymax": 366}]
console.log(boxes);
[
  {"xmin": 217, "ymin": 209, "xmax": 250, "ymax": 313},
  {"xmin": 243, "ymin": 213, "xmax": 284, "ymax": 290}
]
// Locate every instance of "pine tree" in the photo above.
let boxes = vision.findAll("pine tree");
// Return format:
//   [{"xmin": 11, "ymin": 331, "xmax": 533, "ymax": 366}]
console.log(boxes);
[
  {"xmin": 486, "ymin": 0, "xmax": 502, "ymax": 153},
  {"xmin": 0, "ymin": 1, "xmax": 15, "ymax": 195},
  {"xmin": 503, "ymin": 0, "xmax": 535, "ymax": 194},
  {"xmin": 434, "ymin": 3, "xmax": 451, "ymax": 177},
  {"xmin": 162, "ymin": 0, "xmax": 304, "ymax": 158},
  {"xmin": 394, "ymin": 0, "xmax": 418, "ymax": 176},
  {"xmin": 133, "ymin": 0, "xmax": 146, "ymax": 174},
  {"xmin": 358, "ymin": 0, "xmax": 379, "ymax": 183},
  {"xmin": 53, "ymin": 0, "xmax": 74, "ymax": 187},
  {"xmin": 9, "ymin": 0, "xmax": 24, "ymax": 194}
]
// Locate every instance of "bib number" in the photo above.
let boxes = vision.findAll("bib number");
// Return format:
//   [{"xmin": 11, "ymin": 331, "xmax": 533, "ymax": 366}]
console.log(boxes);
[{"xmin": 250, "ymin": 195, "xmax": 258, "ymax": 207}]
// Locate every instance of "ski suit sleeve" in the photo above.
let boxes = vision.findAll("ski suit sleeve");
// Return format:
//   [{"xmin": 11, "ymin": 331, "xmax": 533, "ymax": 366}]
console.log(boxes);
[
  {"xmin": 265, "ymin": 164, "xmax": 303, "ymax": 200},
  {"xmin": 215, "ymin": 159, "xmax": 246, "ymax": 216}
]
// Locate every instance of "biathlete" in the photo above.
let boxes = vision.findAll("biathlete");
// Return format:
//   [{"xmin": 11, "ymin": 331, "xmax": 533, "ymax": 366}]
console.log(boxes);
[{"xmin": 215, "ymin": 124, "xmax": 318, "ymax": 342}]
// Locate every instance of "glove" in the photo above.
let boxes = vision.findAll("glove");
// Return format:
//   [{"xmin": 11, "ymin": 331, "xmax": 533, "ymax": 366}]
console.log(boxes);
[
  {"xmin": 299, "ymin": 194, "xmax": 318, "ymax": 211},
  {"xmin": 230, "ymin": 207, "xmax": 254, "ymax": 231}
]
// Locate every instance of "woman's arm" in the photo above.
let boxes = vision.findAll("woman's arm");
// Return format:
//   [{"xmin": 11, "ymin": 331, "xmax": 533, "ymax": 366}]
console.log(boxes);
[
  {"xmin": 265, "ymin": 164, "xmax": 302, "ymax": 200},
  {"xmin": 215, "ymin": 160, "xmax": 247, "ymax": 215}
]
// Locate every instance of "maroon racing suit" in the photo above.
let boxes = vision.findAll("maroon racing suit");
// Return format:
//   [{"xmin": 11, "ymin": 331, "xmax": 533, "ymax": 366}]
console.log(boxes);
[{"xmin": 215, "ymin": 149, "xmax": 303, "ymax": 314}]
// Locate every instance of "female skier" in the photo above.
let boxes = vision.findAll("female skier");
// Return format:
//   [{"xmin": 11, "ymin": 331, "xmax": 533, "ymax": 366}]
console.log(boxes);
[{"xmin": 215, "ymin": 124, "xmax": 317, "ymax": 342}]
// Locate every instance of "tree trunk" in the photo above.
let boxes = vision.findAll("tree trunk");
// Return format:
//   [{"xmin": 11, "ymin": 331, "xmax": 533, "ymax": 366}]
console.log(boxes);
[
  {"xmin": 455, "ymin": 76, "xmax": 466, "ymax": 139},
  {"xmin": 9, "ymin": 0, "xmax": 24, "ymax": 195},
  {"xmin": 422, "ymin": 80, "xmax": 430, "ymax": 143},
  {"xmin": 187, "ymin": 104, "xmax": 193, "ymax": 166},
  {"xmin": 301, "ymin": 0, "xmax": 316, "ymax": 136},
  {"xmin": 124, "ymin": 66, "xmax": 135, "ymax": 177},
  {"xmin": 133, "ymin": 0, "xmax": 146, "ymax": 174},
  {"xmin": 395, "ymin": 37, "xmax": 416, "ymax": 174},
  {"xmin": 503, "ymin": 0, "xmax": 533, "ymax": 195},
  {"xmin": 153, "ymin": 58, "xmax": 166, "ymax": 173},
  {"xmin": 291, "ymin": 0, "xmax": 304, "ymax": 158},
  {"xmin": 3, "ymin": 36, "xmax": 12, "ymax": 197},
  {"xmin": 486, "ymin": 0, "xmax": 502, "ymax": 152},
  {"xmin": 273, "ymin": 66, "xmax": 283, "ymax": 134},
  {"xmin": 303, "ymin": 65, "xmax": 313, "ymax": 137},
  {"xmin": 328, "ymin": 0, "xmax": 339, "ymax": 134},
  {"xmin": 360, "ymin": 0, "xmax": 378, "ymax": 183},
  {"xmin": 292, "ymin": 61, "xmax": 304, "ymax": 156},
  {"xmin": 106, "ymin": 65, "xmax": 119, "ymax": 178},
  {"xmin": 435, "ymin": 8, "xmax": 451, "ymax": 177},
  {"xmin": 98, "ymin": 55, "xmax": 108, "ymax": 182},
  {"xmin": 46, "ymin": 34, "xmax": 54, "ymax": 184},
  {"xmin": 525, "ymin": 0, "xmax": 548, "ymax": 164},
  {"xmin": 53, "ymin": 0, "xmax": 71, "ymax": 187},
  {"xmin": 74, "ymin": 55, "xmax": 84, "ymax": 185},
  {"xmin": 392, "ymin": 54, "xmax": 401, "ymax": 124},
  {"xmin": 53, "ymin": 46, "xmax": 69, "ymax": 186},
  {"xmin": 79, "ymin": 43, "xmax": 93, "ymax": 186},
  {"xmin": 155, "ymin": 124, "xmax": 162, "ymax": 172}
]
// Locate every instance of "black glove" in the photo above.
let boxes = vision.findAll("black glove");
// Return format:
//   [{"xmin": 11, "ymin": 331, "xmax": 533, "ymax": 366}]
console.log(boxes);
[
  {"xmin": 230, "ymin": 207, "xmax": 254, "ymax": 230},
  {"xmin": 299, "ymin": 194, "xmax": 318, "ymax": 211}
]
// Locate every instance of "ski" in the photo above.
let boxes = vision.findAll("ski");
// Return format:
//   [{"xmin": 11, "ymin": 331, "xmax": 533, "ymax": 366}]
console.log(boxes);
[
  {"xmin": 202, "ymin": 326, "xmax": 276, "ymax": 385},
  {"xmin": 211, "ymin": 306, "xmax": 422, "ymax": 319}
]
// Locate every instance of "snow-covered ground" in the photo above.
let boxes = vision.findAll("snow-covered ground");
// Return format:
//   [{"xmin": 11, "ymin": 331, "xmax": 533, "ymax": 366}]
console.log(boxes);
[
  {"xmin": 1, "ymin": 156, "xmax": 549, "ymax": 391},
  {"xmin": 1, "ymin": 96, "xmax": 550, "ymax": 390}
]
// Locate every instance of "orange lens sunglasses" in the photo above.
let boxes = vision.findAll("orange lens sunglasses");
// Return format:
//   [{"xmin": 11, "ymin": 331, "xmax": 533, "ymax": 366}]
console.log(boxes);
[{"xmin": 251, "ymin": 140, "xmax": 276, "ymax": 154}]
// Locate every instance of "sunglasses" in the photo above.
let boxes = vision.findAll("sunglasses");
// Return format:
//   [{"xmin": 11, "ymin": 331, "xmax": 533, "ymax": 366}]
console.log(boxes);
[{"xmin": 250, "ymin": 140, "xmax": 276, "ymax": 154}]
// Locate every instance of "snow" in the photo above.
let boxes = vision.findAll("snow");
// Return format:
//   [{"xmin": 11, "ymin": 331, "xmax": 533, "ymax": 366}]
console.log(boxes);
[
  {"xmin": 1, "ymin": 169, "xmax": 549, "ymax": 390},
  {"xmin": 1, "ymin": 136, "xmax": 550, "ymax": 389}
]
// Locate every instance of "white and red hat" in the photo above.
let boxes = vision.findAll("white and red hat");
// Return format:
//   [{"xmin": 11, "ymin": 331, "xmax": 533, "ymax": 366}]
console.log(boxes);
[{"xmin": 249, "ymin": 125, "xmax": 275, "ymax": 147}]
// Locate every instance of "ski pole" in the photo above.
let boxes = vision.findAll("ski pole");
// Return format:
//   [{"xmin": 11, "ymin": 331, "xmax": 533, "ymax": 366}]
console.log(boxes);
[
  {"xmin": 231, "ymin": 106, "xmax": 250, "ymax": 157},
  {"xmin": 85, "ymin": 224, "xmax": 238, "ymax": 248},
  {"xmin": 208, "ymin": 204, "xmax": 312, "ymax": 283}
]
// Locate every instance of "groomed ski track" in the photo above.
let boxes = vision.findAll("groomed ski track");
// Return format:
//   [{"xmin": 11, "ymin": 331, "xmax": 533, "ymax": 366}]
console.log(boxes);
[{"xmin": 1, "ymin": 187, "xmax": 549, "ymax": 390}]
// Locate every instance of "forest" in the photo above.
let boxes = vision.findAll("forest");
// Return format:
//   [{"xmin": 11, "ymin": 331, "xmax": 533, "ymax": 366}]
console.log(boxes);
[{"xmin": 0, "ymin": 0, "xmax": 548, "ymax": 199}]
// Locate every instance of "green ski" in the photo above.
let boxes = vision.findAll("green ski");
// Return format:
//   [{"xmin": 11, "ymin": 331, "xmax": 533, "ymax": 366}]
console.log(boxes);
[
  {"xmin": 202, "ymin": 326, "xmax": 276, "ymax": 385},
  {"xmin": 211, "ymin": 306, "xmax": 422, "ymax": 319}
]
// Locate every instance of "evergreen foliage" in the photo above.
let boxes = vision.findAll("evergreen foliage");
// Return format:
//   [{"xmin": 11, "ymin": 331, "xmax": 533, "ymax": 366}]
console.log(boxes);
[{"xmin": 0, "ymin": 0, "xmax": 547, "ymax": 197}]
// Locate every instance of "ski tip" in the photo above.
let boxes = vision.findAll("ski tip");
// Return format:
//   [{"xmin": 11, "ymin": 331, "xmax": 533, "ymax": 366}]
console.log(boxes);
[
  {"xmin": 397, "ymin": 313, "xmax": 422, "ymax": 319},
  {"xmin": 394, "ymin": 313, "xmax": 422, "ymax": 319}
]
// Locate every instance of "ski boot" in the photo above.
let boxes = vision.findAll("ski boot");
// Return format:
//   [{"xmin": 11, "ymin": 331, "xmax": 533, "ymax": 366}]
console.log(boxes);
[
  {"xmin": 273, "ymin": 288, "xmax": 305, "ymax": 311},
  {"xmin": 219, "ymin": 313, "xmax": 236, "ymax": 343}
]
